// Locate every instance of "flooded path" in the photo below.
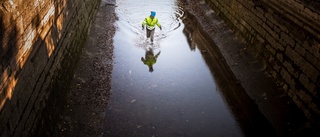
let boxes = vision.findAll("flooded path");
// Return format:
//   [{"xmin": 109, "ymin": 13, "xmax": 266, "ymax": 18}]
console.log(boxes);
[
  {"xmin": 103, "ymin": 0, "xmax": 310, "ymax": 137},
  {"xmin": 103, "ymin": 0, "xmax": 276, "ymax": 136}
]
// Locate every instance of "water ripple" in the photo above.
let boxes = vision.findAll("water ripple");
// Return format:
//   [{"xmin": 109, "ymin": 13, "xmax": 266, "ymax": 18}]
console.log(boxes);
[{"xmin": 114, "ymin": 0, "xmax": 185, "ymax": 49}]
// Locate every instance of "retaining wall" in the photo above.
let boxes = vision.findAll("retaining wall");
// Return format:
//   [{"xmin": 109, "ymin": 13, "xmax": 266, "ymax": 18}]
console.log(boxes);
[
  {"xmin": 205, "ymin": 0, "xmax": 320, "ymax": 120},
  {"xmin": 0, "ymin": 0, "xmax": 100, "ymax": 136}
]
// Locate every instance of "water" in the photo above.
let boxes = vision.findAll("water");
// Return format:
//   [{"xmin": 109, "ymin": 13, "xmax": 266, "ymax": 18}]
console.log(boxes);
[{"xmin": 103, "ymin": 0, "xmax": 247, "ymax": 136}]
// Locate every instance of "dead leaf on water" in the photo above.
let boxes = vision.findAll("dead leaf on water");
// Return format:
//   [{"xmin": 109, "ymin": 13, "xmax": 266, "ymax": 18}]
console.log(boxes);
[{"xmin": 131, "ymin": 99, "xmax": 136, "ymax": 103}]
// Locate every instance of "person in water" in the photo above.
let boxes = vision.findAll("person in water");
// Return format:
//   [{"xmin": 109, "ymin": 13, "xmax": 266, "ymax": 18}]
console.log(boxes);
[
  {"xmin": 141, "ymin": 49, "xmax": 161, "ymax": 72},
  {"xmin": 142, "ymin": 11, "xmax": 162, "ymax": 42}
]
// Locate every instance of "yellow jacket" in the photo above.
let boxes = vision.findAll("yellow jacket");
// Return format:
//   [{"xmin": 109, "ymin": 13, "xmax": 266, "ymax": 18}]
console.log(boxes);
[{"xmin": 142, "ymin": 16, "xmax": 161, "ymax": 30}]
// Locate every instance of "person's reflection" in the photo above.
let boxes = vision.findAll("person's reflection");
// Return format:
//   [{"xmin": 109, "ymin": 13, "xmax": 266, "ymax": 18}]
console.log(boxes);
[{"xmin": 141, "ymin": 48, "xmax": 161, "ymax": 72}]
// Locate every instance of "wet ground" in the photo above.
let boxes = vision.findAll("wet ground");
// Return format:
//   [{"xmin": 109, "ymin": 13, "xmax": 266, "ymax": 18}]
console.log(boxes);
[
  {"xmin": 103, "ymin": 0, "xmax": 246, "ymax": 136},
  {"xmin": 49, "ymin": 0, "xmax": 318, "ymax": 137},
  {"xmin": 48, "ymin": 0, "xmax": 116, "ymax": 136}
]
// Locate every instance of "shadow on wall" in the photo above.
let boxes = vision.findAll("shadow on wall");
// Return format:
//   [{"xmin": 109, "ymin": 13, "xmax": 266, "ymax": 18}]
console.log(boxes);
[
  {"xmin": 0, "ymin": 5, "xmax": 19, "ymax": 111},
  {"xmin": 0, "ymin": 6, "xmax": 41, "ymax": 136},
  {"xmin": 0, "ymin": 0, "xmax": 63, "ymax": 135},
  {"xmin": 1, "ymin": 0, "xmax": 98, "ymax": 135}
]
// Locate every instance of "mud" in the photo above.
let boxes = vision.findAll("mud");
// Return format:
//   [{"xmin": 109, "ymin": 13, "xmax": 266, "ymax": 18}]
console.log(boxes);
[{"xmin": 50, "ymin": 1, "xmax": 116, "ymax": 136}]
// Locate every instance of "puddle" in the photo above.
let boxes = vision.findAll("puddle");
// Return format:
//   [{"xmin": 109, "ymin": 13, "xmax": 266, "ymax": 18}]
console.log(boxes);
[{"xmin": 103, "ymin": 0, "xmax": 276, "ymax": 136}]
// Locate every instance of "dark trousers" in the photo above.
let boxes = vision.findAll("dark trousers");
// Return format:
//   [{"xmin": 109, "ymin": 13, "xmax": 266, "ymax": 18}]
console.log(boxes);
[{"xmin": 146, "ymin": 28, "xmax": 155, "ymax": 41}]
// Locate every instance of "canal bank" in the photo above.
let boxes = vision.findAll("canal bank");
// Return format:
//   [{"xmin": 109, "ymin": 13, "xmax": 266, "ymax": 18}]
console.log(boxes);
[
  {"xmin": 56, "ymin": 4, "xmax": 115, "ymax": 137},
  {"xmin": 41, "ymin": 0, "xmax": 117, "ymax": 136},
  {"xmin": 181, "ymin": 0, "xmax": 318, "ymax": 136}
]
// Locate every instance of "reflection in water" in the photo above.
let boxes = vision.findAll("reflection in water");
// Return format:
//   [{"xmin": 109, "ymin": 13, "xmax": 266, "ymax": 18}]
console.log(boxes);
[
  {"xmin": 181, "ymin": 11, "xmax": 278, "ymax": 137},
  {"xmin": 104, "ymin": 0, "xmax": 244, "ymax": 137},
  {"xmin": 141, "ymin": 48, "xmax": 161, "ymax": 72},
  {"xmin": 104, "ymin": 0, "xmax": 309, "ymax": 136},
  {"xmin": 182, "ymin": 17, "xmax": 197, "ymax": 51}
]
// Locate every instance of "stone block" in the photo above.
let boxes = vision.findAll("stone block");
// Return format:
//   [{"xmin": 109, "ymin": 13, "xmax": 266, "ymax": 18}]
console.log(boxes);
[
  {"xmin": 254, "ymin": 8, "xmax": 267, "ymax": 22},
  {"xmin": 305, "ymin": 53, "xmax": 320, "ymax": 71},
  {"xmin": 288, "ymin": 27, "xmax": 307, "ymax": 45},
  {"xmin": 266, "ymin": 33, "xmax": 284, "ymax": 51},
  {"xmin": 295, "ymin": 44, "xmax": 306, "ymax": 56},
  {"xmin": 299, "ymin": 73, "xmax": 316, "ymax": 95},
  {"xmin": 280, "ymin": 68, "xmax": 295, "ymax": 90},
  {"xmin": 266, "ymin": 44, "xmax": 276, "ymax": 55},
  {"xmin": 266, "ymin": 12, "xmax": 283, "ymax": 29},
  {"xmin": 283, "ymin": 61, "xmax": 299, "ymax": 78},
  {"xmin": 310, "ymin": 40, "xmax": 320, "ymax": 58},
  {"xmin": 280, "ymin": 31, "xmax": 296, "ymax": 47},
  {"xmin": 272, "ymin": 61, "xmax": 281, "ymax": 72},
  {"xmin": 285, "ymin": 46, "xmax": 304, "ymax": 67},
  {"xmin": 266, "ymin": 20, "xmax": 274, "ymax": 30},
  {"xmin": 304, "ymin": 38, "xmax": 320, "ymax": 59},
  {"xmin": 263, "ymin": 23, "xmax": 277, "ymax": 39},
  {"xmin": 303, "ymin": 7, "xmax": 320, "ymax": 23},
  {"xmin": 238, "ymin": 0, "xmax": 254, "ymax": 11},
  {"xmin": 296, "ymin": 88, "xmax": 313, "ymax": 104},
  {"xmin": 276, "ymin": 52, "xmax": 283, "ymax": 62},
  {"xmin": 300, "ymin": 62, "xmax": 318, "ymax": 82}
]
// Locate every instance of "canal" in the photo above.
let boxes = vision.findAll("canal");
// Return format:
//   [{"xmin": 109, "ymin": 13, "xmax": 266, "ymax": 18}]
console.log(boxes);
[{"xmin": 102, "ymin": 0, "xmax": 278, "ymax": 136}]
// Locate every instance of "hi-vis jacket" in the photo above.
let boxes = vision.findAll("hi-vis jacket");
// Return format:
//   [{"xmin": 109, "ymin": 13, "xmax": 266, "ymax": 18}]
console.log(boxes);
[{"xmin": 142, "ymin": 16, "xmax": 161, "ymax": 30}]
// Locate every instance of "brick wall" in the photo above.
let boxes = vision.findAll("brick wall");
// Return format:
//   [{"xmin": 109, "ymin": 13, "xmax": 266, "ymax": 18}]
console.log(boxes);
[
  {"xmin": 0, "ymin": 0, "xmax": 100, "ymax": 136},
  {"xmin": 205, "ymin": 0, "xmax": 320, "ymax": 120}
]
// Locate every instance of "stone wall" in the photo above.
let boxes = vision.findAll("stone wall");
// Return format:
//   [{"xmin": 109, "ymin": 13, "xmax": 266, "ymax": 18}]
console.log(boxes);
[
  {"xmin": 0, "ymin": 0, "xmax": 100, "ymax": 136},
  {"xmin": 205, "ymin": 0, "xmax": 320, "ymax": 120}
]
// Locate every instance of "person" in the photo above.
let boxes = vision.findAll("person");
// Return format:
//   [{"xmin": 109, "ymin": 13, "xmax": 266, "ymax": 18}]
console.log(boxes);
[
  {"xmin": 141, "ymin": 49, "xmax": 161, "ymax": 72},
  {"xmin": 142, "ymin": 11, "xmax": 162, "ymax": 42}
]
